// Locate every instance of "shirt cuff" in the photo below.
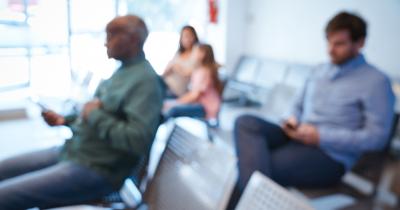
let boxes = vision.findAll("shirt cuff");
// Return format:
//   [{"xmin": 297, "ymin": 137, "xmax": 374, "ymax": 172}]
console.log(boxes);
[
  {"xmin": 317, "ymin": 126, "xmax": 333, "ymax": 149},
  {"xmin": 64, "ymin": 114, "xmax": 78, "ymax": 126}
]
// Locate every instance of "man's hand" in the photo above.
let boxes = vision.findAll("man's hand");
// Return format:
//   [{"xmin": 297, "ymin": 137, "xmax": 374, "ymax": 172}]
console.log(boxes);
[
  {"xmin": 42, "ymin": 110, "xmax": 65, "ymax": 126},
  {"xmin": 282, "ymin": 116, "xmax": 301, "ymax": 140},
  {"xmin": 282, "ymin": 116, "xmax": 298, "ymax": 130},
  {"xmin": 282, "ymin": 117, "xmax": 320, "ymax": 145},
  {"xmin": 294, "ymin": 124, "xmax": 320, "ymax": 145},
  {"xmin": 81, "ymin": 98, "xmax": 102, "ymax": 120}
]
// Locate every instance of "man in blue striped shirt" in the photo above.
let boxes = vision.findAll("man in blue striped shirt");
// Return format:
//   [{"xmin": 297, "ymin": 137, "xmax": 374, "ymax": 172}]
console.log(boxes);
[{"xmin": 228, "ymin": 11, "xmax": 395, "ymax": 209}]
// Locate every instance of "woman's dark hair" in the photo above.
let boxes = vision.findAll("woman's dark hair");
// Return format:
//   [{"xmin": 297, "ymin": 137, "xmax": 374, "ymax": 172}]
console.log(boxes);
[
  {"xmin": 325, "ymin": 11, "xmax": 367, "ymax": 42},
  {"xmin": 178, "ymin": 25, "xmax": 199, "ymax": 54}
]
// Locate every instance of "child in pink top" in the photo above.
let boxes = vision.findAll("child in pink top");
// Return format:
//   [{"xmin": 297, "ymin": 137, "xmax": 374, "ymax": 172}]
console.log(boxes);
[{"xmin": 164, "ymin": 44, "xmax": 222, "ymax": 121}]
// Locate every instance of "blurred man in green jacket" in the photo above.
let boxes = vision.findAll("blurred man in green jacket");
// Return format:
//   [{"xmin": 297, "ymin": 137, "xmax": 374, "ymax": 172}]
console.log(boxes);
[{"xmin": 0, "ymin": 15, "xmax": 163, "ymax": 210}]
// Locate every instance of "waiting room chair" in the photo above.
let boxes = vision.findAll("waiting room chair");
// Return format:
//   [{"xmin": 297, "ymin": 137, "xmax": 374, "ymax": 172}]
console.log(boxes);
[
  {"xmin": 142, "ymin": 118, "xmax": 237, "ymax": 210},
  {"xmin": 235, "ymin": 171, "xmax": 314, "ymax": 210}
]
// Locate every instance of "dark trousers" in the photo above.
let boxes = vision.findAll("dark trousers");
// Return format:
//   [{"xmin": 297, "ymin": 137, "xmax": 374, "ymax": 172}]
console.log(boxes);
[{"xmin": 228, "ymin": 114, "xmax": 345, "ymax": 209}]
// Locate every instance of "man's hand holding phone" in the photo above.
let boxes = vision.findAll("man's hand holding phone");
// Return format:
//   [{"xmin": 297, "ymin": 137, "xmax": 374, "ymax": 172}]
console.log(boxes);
[
  {"xmin": 282, "ymin": 116, "xmax": 300, "ymax": 140},
  {"xmin": 29, "ymin": 96, "xmax": 49, "ymax": 112},
  {"xmin": 282, "ymin": 116, "xmax": 298, "ymax": 130},
  {"xmin": 281, "ymin": 116, "xmax": 320, "ymax": 145},
  {"xmin": 42, "ymin": 110, "xmax": 65, "ymax": 126}
]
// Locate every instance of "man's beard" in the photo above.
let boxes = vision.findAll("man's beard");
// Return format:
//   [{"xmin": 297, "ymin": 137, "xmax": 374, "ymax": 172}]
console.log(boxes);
[{"xmin": 331, "ymin": 52, "xmax": 357, "ymax": 65}]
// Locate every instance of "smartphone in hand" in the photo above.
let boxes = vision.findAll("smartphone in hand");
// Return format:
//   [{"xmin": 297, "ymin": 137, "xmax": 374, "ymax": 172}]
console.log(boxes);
[
  {"xmin": 29, "ymin": 96, "xmax": 49, "ymax": 111},
  {"xmin": 285, "ymin": 122, "xmax": 298, "ymax": 130},
  {"xmin": 281, "ymin": 118, "xmax": 298, "ymax": 130}
]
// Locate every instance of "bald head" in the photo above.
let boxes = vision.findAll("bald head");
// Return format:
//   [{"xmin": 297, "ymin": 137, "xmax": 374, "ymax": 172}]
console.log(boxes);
[{"xmin": 105, "ymin": 15, "xmax": 148, "ymax": 61}]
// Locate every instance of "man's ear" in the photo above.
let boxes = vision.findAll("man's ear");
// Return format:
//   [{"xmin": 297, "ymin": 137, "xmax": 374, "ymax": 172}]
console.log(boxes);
[
  {"xmin": 356, "ymin": 38, "xmax": 365, "ymax": 49},
  {"xmin": 130, "ymin": 34, "xmax": 141, "ymax": 49}
]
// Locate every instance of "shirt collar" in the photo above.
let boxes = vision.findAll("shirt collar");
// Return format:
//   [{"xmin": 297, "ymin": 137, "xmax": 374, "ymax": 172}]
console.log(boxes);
[{"xmin": 329, "ymin": 54, "xmax": 366, "ymax": 80}]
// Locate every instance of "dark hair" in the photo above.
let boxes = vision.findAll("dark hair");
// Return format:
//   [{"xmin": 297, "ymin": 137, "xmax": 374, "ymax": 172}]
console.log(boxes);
[
  {"xmin": 325, "ymin": 11, "xmax": 367, "ymax": 42},
  {"xmin": 197, "ymin": 44, "xmax": 223, "ymax": 95},
  {"xmin": 178, "ymin": 25, "xmax": 199, "ymax": 54}
]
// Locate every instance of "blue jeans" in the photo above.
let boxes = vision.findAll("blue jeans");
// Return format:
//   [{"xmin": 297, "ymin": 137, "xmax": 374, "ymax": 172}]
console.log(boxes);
[
  {"xmin": 0, "ymin": 147, "xmax": 114, "ymax": 210},
  {"xmin": 165, "ymin": 103, "xmax": 206, "ymax": 119}
]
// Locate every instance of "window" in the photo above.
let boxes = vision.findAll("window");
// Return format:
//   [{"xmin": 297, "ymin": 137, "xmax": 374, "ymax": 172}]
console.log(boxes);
[
  {"xmin": 0, "ymin": 0, "xmax": 225, "ymax": 98},
  {"xmin": 0, "ymin": 0, "xmax": 69, "ymax": 96}
]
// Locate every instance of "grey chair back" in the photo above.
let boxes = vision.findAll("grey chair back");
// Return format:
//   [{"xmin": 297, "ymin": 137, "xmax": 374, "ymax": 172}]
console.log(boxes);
[
  {"xmin": 143, "ymin": 119, "xmax": 237, "ymax": 210},
  {"xmin": 236, "ymin": 171, "xmax": 314, "ymax": 210}
]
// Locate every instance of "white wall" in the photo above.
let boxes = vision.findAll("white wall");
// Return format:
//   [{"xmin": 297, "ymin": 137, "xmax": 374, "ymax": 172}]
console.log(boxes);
[
  {"xmin": 204, "ymin": 0, "xmax": 228, "ymax": 67},
  {"xmin": 243, "ymin": 0, "xmax": 400, "ymax": 78},
  {"xmin": 225, "ymin": 0, "xmax": 247, "ymax": 72}
]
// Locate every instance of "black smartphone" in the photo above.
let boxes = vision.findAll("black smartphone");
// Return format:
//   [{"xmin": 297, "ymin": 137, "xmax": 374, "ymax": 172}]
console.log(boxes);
[
  {"xmin": 285, "ymin": 122, "xmax": 298, "ymax": 130},
  {"xmin": 29, "ymin": 96, "xmax": 49, "ymax": 111}
]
